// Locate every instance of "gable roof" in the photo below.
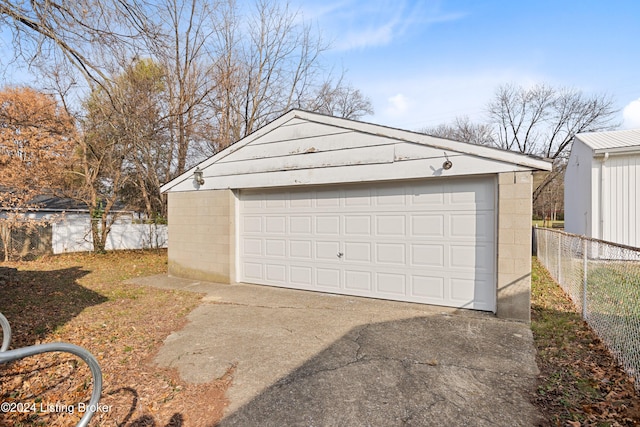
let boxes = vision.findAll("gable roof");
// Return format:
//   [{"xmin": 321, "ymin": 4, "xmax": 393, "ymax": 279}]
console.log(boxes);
[
  {"xmin": 575, "ymin": 129, "xmax": 640, "ymax": 154},
  {"xmin": 162, "ymin": 109, "xmax": 551, "ymax": 193}
]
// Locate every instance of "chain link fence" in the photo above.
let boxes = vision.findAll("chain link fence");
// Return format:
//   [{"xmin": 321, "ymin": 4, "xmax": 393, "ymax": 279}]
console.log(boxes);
[
  {"xmin": 0, "ymin": 224, "xmax": 53, "ymax": 261},
  {"xmin": 535, "ymin": 227, "xmax": 640, "ymax": 391}
]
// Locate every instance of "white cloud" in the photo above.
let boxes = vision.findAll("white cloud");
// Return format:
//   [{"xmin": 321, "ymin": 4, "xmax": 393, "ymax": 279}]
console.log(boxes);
[
  {"xmin": 300, "ymin": 0, "xmax": 466, "ymax": 51},
  {"xmin": 339, "ymin": 20, "xmax": 397, "ymax": 50},
  {"xmin": 385, "ymin": 93, "xmax": 410, "ymax": 117},
  {"xmin": 622, "ymin": 98, "xmax": 640, "ymax": 129}
]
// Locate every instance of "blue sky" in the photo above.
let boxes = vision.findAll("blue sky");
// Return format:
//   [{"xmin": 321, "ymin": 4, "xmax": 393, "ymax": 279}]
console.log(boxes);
[
  {"xmin": 2, "ymin": 1, "xmax": 639, "ymax": 132},
  {"xmin": 297, "ymin": 0, "xmax": 640, "ymax": 130}
]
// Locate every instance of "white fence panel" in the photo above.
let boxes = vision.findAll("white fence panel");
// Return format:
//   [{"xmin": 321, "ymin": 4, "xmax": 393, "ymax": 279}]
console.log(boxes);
[{"xmin": 52, "ymin": 220, "xmax": 167, "ymax": 254}]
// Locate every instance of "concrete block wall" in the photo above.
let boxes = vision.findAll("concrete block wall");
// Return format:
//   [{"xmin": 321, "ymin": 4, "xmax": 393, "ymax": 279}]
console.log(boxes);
[
  {"xmin": 496, "ymin": 171, "xmax": 533, "ymax": 322},
  {"xmin": 167, "ymin": 190, "xmax": 235, "ymax": 283}
]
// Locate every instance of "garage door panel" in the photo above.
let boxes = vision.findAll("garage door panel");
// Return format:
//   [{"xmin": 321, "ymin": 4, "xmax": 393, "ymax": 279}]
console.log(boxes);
[
  {"xmin": 449, "ymin": 277, "xmax": 476, "ymax": 303},
  {"xmin": 411, "ymin": 214, "xmax": 445, "ymax": 237},
  {"xmin": 316, "ymin": 241, "xmax": 340, "ymax": 260},
  {"xmin": 317, "ymin": 268, "xmax": 341, "ymax": 288},
  {"xmin": 450, "ymin": 214, "xmax": 478, "ymax": 238},
  {"xmin": 239, "ymin": 177, "xmax": 496, "ymax": 311},
  {"xmin": 290, "ymin": 192, "xmax": 313, "ymax": 208},
  {"xmin": 290, "ymin": 240, "xmax": 312, "ymax": 258},
  {"xmin": 376, "ymin": 215, "xmax": 406, "ymax": 236},
  {"xmin": 265, "ymin": 216, "xmax": 286, "ymax": 233},
  {"xmin": 344, "ymin": 241, "xmax": 371, "ymax": 262},
  {"xmin": 290, "ymin": 265, "xmax": 313, "ymax": 286},
  {"xmin": 290, "ymin": 216, "xmax": 312, "ymax": 234},
  {"xmin": 476, "ymin": 212, "xmax": 495, "ymax": 241},
  {"xmin": 450, "ymin": 275, "xmax": 494, "ymax": 310},
  {"xmin": 376, "ymin": 243, "xmax": 406, "ymax": 264},
  {"xmin": 316, "ymin": 216, "xmax": 340, "ymax": 234},
  {"xmin": 376, "ymin": 272, "xmax": 406, "ymax": 295},
  {"xmin": 449, "ymin": 181, "xmax": 494, "ymax": 210},
  {"xmin": 243, "ymin": 216, "xmax": 262, "ymax": 233},
  {"xmin": 411, "ymin": 244, "xmax": 444, "ymax": 267},
  {"xmin": 376, "ymin": 187, "xmax": 406, "ymax": 205},
  {"xmin": 243, "ymin": 238, "xmax": 262, "ymax": 256},
  {"xmin": 450, "ymin": 243, "xmax": 494, "ymax": 273},
  {"xmin": 344, "ymin": 188, "xmax": 372, "ymax": 205},
  {"xmin": 344, "ymin": 215, "xmax": 371, "ymax": 235},
  {"xmin": 411, "ymin": 182, "xmax": 445, "ymax": 206},
  {"xmin": 265, "ymin": 197, "xmax": 286, "ymax": 208},
  {"xmin": 266, "ymin": 264, "xmax": 286, "ymax": 283},
  {"xmin": 449, "ymin": 245, "xmax": 479, "ymax": 269},
  {"xmin": 265, "ymin": 239, "xmax": 286, "ymax": 257},
  {"xmin": 411, "ymin": 275, "xmax": 445, "ymax": 299},
  {"xmin": 316, "ymin": 190, "xmax": 340, "ymax": 207},
  {"xmin": 243, "ymin": 262, "xmax": 264, "ymax": 281},
  {"xmin": 345, "ymin": 270, "xmax": 372, "ymax": 291}
]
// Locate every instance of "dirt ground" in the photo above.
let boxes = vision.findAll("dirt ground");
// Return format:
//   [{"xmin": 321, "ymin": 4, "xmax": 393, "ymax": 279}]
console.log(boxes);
[{"xmin": 0, "ymin": 251, "xmax": 231, "ymax": 426}]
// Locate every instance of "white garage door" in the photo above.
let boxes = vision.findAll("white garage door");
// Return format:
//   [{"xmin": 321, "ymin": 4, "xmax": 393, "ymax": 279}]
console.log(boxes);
[{"xmin": 238, "ymin": 177, "xmax": 496, "ymax": 311}]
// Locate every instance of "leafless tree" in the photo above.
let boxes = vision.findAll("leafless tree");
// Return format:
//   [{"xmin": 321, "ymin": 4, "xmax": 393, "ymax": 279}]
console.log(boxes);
[
  {"xmin": 422, "ymin": 116, "xmax": 494, "ymax": 146},
  {"xmin": 487, "ymin": 83, "xmax": 618, "ymax": 203},
  {"xmin": 303, "ymin": 75, "xmax": 373, "ymax": 119},
  {"xmin": 0, "ymin": 0, "xmax": 157, "ymax": 89},
  {"xmin": 149, "ymin": 0, "xmax": 220, "ymax": 177},
  {"xmin": 3, "ymin": 0, "xmax": 377, "ymax": 228},
  {"xmin": 487, "ymin": 83, "xmax": 618, "ymax": 158}
]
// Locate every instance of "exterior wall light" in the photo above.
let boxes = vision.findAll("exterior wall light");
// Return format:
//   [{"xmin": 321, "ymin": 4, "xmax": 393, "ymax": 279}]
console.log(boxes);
[
  {"xmin": 442, "ymin": 152, "xmax": 453, "ymax": 170},
  {"xmin": 194, "ymin": 167, "xmax": 205, "ymax": 186}
]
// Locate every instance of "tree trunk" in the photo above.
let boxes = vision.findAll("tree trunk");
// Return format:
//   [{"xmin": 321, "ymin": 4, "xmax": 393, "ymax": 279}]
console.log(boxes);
[{"xmin": 90, "ymin": 219, "xmax": 107, "ymax": 253}]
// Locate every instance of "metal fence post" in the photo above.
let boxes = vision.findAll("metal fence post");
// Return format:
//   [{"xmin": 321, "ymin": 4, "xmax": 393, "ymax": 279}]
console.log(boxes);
[
  {"xmin": 582, "ymin": 239, "xmax": 588, "ymax": 320},
  {"xmin": 557, "ymin": 232, "xmax": 562, "ymax": 283}
]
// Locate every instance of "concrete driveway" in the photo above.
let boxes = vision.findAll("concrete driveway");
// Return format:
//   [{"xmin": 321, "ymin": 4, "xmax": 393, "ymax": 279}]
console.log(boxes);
[{"xmin": 128, "ymin": 275, "xmax": 543, "ymax": 426}]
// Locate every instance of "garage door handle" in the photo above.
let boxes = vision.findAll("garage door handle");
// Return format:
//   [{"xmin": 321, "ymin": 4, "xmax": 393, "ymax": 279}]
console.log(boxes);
[{"xmin": 337, "ymin": 252, "xmax": 344, "ymax": 258}]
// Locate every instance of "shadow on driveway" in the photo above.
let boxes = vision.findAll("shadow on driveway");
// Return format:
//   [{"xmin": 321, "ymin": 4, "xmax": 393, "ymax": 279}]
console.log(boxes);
[
  {"xmin": 130, "ymin": 275, "xmax": 543, "ymax": 426},
  {"xmin": 216, "ymin": 315, "xmax": 542, "ymax": 427}
]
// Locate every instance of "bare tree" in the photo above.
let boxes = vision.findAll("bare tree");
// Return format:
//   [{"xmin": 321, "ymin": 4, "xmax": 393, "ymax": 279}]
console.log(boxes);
[
  {"xmin": 59, "ymin": 83, "xmax": 137, "ymax": 253},
  {"xmin": 487, "ymin": 83, "xmax": 618, "ymax": 158},
  {"xmin": 303, "ymin": 75, "xmax": 373, "ymax": 120},
  {"xmin": 150, "ymin": 0, "xmax": 220, "ymax": 177},
  {"xmin": 0, "ymin": 0, "xmax": 156, "ymax": 89},
  {"xmin": 422, "ymin": 116, "xmax": 494, "ymax": 146},
  {"xmin": 487, "ymin": 83, "xmax": 618, "ymax": 203}
]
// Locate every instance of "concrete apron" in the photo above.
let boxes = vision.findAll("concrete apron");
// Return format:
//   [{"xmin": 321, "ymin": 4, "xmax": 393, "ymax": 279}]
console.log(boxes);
[{"xmin": 128, "ymin": 275, "xmax": 543, "ymax": 426}]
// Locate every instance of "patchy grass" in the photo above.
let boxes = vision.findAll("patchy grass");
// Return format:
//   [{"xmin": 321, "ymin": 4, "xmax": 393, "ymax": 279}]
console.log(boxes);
[
  {"xmin": 0, "ymin": 250, "xmax": 231, "ymax": 426},
  {"xmin": 531, "ymin": 257, "xmax": 640, "ymax": 426},
  {"xmin": 532, "ymin": 220, "xmax": 564, "ymax": 229}
]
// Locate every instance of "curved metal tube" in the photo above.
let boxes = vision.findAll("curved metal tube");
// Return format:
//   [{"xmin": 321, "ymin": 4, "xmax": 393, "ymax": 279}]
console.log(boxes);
[
  {"xmin": 0, "ymin": 312, "xmax": 10, "ymax": 352},
  {"xmin": 0, "ymin": 314, "xmax": 102, "ymax": 427}
]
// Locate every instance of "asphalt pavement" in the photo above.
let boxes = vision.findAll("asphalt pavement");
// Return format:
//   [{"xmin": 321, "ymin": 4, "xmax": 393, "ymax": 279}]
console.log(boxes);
[{"xmin": 127, "ymin": 275, "xmax": 544, "ymax": 426}]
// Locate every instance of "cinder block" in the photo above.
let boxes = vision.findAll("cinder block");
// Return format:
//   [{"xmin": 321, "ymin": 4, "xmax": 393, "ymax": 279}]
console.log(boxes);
[
  {"xmin": 498, "ymin": 172, "xmax": 515, "ymax": 185},
  {"xmin": 498, "ymin": 257, "xmax": 515, "ymax": 274},
  {"xmin": 498, "ymin": 229, "xmax": 515, "ymax": 244},
  {"xmin": 499, "ymin": 185, "xmax": 516, "ymax": 200},
  {"xmin": 515, "ymin": 171, "xmax": 532, "ymax": 184},
  {"xmin": 512, "ymin": 183, "xmax": 532, "ymax": 199}
]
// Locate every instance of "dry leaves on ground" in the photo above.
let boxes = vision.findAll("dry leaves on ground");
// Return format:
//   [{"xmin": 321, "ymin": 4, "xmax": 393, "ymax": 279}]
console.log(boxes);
[
  {"xmin": 531, "ymin": 258, "xmax": 640, "ymax": 426},
  {"xmin": 0, "ymin": 250, "xmax": 232, "ymax": 426}
]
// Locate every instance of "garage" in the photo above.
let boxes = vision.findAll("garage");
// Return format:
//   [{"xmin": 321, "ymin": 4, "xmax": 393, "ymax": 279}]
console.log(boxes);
[
  {"xmin": 239, "ymin": 178, "xmax": 495, "ymax": 311},
  {"xmin": 161, "ymin": 109, "xmax": 551, "ymax": 321}
]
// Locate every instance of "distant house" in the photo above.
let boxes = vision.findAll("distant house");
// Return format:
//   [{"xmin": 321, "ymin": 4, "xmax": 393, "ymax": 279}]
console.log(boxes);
[
  {"xmin": 564, "ymin": 129, "xmax": 640, "ymax": 248},
  {"xmin": 0, "ymin": 191, "xmax": 165, "ymax": 256},
  {"xmin": 21, "ymin": 194, "xmax": 136, "ymax": 224}
]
